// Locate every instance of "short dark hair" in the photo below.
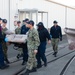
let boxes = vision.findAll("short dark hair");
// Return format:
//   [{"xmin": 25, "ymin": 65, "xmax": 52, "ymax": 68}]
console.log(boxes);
[{"xmin": 17, "ymin": 21, "xmax": 21, "ymax": 24}]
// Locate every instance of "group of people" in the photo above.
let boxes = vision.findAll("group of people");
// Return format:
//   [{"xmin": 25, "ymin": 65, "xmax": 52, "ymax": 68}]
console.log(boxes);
[{"xmin": 0, "ymin": 17, "xmax": 62, "ymax": 75}]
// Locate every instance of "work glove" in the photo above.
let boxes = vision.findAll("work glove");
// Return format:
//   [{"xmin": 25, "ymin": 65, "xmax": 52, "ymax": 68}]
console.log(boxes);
[{"xmin": 5, "ymin": 37, "xmax": 8, "ymax": 42}]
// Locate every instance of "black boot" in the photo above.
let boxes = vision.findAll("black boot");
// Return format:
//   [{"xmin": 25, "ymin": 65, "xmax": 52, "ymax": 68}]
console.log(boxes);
[
  {"xmin": 37, "ymin": 65, "xmax": 42, "ymax": 69},
  {"xmin": 44, "ymin": 62, "xmax": 47, "ymax": 67},
  {"xmin": 22, "ymin": 61, "xmax": 26, "ymax": 65},
  {"xmin": 53, "ymin": 52, "xmax": 55, "ymax": 55},
  {"xmin": 5, "ymin": 58, "xmax": 10, "ymax": 64},
  {"xmin": 29, "ymin": 67, "xmax": 37, "ymax": 73},
  {"xmin": 54, "ymin": 52, "xmax": 57, "ymax": 57},
  {"xmin": 17, "ymin": 54, "xmax": 20, "ymax": 59},
  {"xmin": 20, "ymin": 69, "xmax": 30, "ymax": 75}
]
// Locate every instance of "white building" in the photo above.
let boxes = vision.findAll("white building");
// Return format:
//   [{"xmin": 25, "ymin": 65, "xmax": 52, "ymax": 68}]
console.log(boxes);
[{"xmin": 0, "ymin": 0, "xmax": 75, "ymax": 34}]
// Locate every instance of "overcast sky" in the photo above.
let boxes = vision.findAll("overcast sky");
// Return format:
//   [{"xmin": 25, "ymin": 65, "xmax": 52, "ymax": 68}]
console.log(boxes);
[{"xmin": 50, "ymin": 0, "xmax": 75, "ymax": 7}]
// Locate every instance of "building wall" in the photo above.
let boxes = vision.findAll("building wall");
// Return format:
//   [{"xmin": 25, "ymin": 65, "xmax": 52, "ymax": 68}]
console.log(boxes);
[
  {"xmin": 0, "ymin": 0, "xmax": 19, "ymax": 30},
  {"xmin": 18, "ymin": 0, "xmax": 66, "ymax": 34},
  {"xmin": 0, "ymin": 0, "xmax": 75, "ymax": 34},
  {"xmin": 0, "ymin": 0, "xmax": 9, "ymax": 28},
  {"xmin": 67, "ymin": 8, "xmax": 75, "ymax": 29}
]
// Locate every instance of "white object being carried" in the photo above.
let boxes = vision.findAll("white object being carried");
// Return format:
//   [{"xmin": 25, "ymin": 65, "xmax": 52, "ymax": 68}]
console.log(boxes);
[
  {"xmin": 5, "ymin": 29, "xmax": 15, "ymax": 35},
  {"xmin": 6, "ymin": 34, "xmax": 27, "ymax": 43},
  {"xmin": 64, "ymin": 28, "xmax": 75, "ymax": 50}
]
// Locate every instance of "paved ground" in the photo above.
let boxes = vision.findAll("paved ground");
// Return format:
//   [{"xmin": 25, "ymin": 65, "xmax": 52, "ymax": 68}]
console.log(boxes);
[{"xmin": 0, "ymin": 35, "xmax": 75, "ymax": 75}]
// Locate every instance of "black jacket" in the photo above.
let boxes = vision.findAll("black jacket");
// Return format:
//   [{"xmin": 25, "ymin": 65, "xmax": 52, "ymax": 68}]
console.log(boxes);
[
  {"xmin": 50, "ymin": 25, "xmax": 62, "ymax": 39},
  {"xmin": 0, "ymin": 25, "xmax": 4, "ymax": 43},
  {"xmin": 21, "ymin": 25, "xmax": 29, "ymax": 34},
  {"xmin": 38, "ymin": 28, "xmax": 50, "ymax": 42}
]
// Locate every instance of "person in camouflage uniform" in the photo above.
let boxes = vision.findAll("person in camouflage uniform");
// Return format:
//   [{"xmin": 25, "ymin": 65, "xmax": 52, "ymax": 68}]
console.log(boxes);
[
  {"xmin": 22, "ymin": 20, "xmax": 40, "ymax": 75},
  {"xmin": 2, "ymin": 19, "xmax": 10, "ymax": 64},
  {"xmin": 15, "ymin": 21, "xmax": 21, "ymax": 34},
  {"xmin": 0, "ymin": 18, "xmax": 9, "ymax": 69},
  {"xmin": 15, "ymin": 21, "xmax": 23, "ymax": 59}
]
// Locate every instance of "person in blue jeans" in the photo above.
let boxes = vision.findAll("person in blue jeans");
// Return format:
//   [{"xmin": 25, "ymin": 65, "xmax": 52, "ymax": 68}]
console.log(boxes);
[
  {"xmin": 21, "ymin": 18, "xmax": 29, "ymax": 65},
  {"xmin": 0, "ymin": 18, "xmax": 9, "ymax": 69},
  {"xmin": 36, "ymin": 22, "xmax": 51, "ymax": 68}
]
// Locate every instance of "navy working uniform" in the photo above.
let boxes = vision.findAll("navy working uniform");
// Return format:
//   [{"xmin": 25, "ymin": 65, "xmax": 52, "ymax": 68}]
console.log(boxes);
[
  {"xmin": 21, "ymin": 19, "xmax": 29, "ymax": 65},
  {"xmin": 0, "ymin": 18, "xmax": 9, "ymax": 69},
  {"xmin": 22, "ymin": 20, "xmax": 40, "ymax": 75},
  {"xmin": 36, "ymin": 22, "xmax": 51, "ymax": 68},
  {"xmin": 50, "ymin": 20, "xmax": 62, "ymax": 57},
  {"xmin": 2, "ymin": 19, "xmax": 10, "ymax": 64},
  {"xmin": 15, "ymin": 21, "xmax": 23, "ymax": 59}
]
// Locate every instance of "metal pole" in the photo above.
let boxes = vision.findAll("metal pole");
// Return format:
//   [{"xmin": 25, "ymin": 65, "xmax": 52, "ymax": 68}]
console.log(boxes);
[
  {"xmin": 47, "ymin": 12, "xmax": 48, "ymax": 28},
  {"xmin": 9, "ymin": 0, "xmax": 10, "ymax": 29},
  {"xmin": 41, "ymin": 12, "xmax": 43, "ymax": 22},
  {"xmin": 36, "ymin": 10, "xmax": 38, "ymax": 24},
  {"xmin": 65, "ymin": 6, "xmax": 67, "ymax": 28}
]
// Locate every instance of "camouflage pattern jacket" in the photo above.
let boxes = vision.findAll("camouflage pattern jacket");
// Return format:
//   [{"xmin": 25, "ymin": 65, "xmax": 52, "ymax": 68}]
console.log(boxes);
[{"xmin": 27, "ymin": 28, "xmax": 40, "ymax": 50}]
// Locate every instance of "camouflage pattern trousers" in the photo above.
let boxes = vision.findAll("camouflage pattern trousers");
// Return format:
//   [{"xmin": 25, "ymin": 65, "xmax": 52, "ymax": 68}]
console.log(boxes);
[
  {"xmin": 2, "ymin": 42, "xmax": 8, "ymax": 59},
  {"xmin": 26, "ymin": 49, "xmax": 37, "ymax": 70},
  {"xmin": 51, "ymin": 38, "xmax": 59, "ymax": 53}
]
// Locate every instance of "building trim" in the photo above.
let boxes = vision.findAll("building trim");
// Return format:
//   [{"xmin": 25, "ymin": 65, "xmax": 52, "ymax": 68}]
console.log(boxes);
[{"xmin": 46, "ymin": 0, "xmax": 75, "ymax": 10}]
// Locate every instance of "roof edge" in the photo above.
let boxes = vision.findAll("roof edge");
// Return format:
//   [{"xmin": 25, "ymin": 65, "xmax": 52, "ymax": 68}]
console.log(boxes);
[{"xmin": 46, "ymin": 0, "xmax": 75, "ymax": 10}]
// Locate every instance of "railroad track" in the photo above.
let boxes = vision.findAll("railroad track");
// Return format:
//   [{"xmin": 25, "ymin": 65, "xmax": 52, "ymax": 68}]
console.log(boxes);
[
  {"xmin": 10, "ymin": 44, "xmax": 68, "ymax": 65},
  {"xmin": 13, "ymin": 45, "xmax": 75, "ymax": 75},
  {"xmin": 60, "ymin": 55, "xmax": 75, "ymax": 75}
]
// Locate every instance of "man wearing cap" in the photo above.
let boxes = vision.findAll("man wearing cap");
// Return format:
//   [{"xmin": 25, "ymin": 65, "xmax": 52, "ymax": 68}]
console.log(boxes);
[
  {"xmin": 0, "ymin": 18, "xmax": 9, "ymax": 69},
  {"xmin": 36, "ymin": 22, "xmax": 51, "ymax": 68},
  {"xmin": 50, "ymin": 20, "xmax": 62, "ymax": 57},
  {"xmin": 15, "ymin": 21, "xmax": 23, "ymax": 59},
  {"xmin": 15, "ymin": 21, "xmax": 21, "ymax": 34},
  {"xmin": 21, "ymin": 18, "xmax": 29, "ymax": 65},
  {"xmin": 22, "ymin": 20, "xmax": 40, "ymax": 75},
  {"xmin": 2, "ymin": 19, "xmax": 10, "ymax": 64}
]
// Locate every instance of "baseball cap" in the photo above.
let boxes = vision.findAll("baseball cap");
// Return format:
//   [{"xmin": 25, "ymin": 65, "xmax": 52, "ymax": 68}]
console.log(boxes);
[
  {"xmin": 53, "ymin": 20, "xmax": 58, "ymax": 23},
  {"xmin": 23, "ymin": 18, "xmax": 29, "ymax": 22},
  {"xmin": 2, "ymin": 19, "xmax": 7, "ymax": 23},
  {"xmin": 27, "ymin": 20, "xmax": 34, "ymax": 26},
  {"xmin": 37, "ymin": 22, "xmax": 43, "ymax": 26},
  {"xmin": 0, "ymin": 18, "xmax": 2, "ymax": 20}
]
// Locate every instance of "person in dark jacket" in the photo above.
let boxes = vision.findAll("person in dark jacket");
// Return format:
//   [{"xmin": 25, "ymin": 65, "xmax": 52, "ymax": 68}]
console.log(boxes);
[
  {"xmin": 21, "ymin": 18, "xmax": 29, "ymax": 65},
  {"xmin": 0, "ymin": 18, "xmax": 9, "ymax": 69},
  {"xmin": 50, "ymin": 20, "xmax": 62, "ymax": 57},
  {"xmin": 36, "ymin": 22, "xmax": 51, "ymax": 68}
]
